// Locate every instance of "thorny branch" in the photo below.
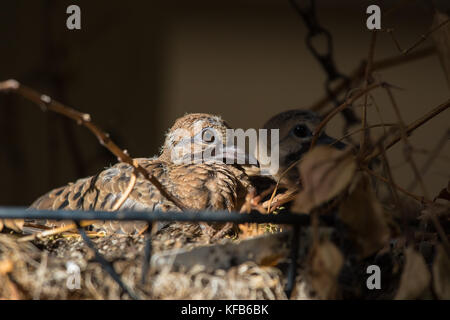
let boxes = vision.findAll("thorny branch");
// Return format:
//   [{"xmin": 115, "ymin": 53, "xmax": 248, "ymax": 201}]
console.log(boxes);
[{"xmin": 0, "ymin": 79, "xmax": 187, "ymax": 211}]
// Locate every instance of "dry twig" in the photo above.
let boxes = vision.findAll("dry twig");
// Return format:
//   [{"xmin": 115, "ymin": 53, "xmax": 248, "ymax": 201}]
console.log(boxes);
[
  {"xmin": 360, "ymin": 31, "xmax": 378, "ymax": 156},
  {"xmin": 383, "ymin": 86, "xmax": 450, "ymax": 256},
  {"xmin": 407, "ymin": 129, "xmax": 450, "ymax": 192},
  {"xmin": 18, "ymin": 220, "xmax": 96, "ymax": 242},
  {"xmin": 386, "ymin": 17, "xmax": 450, "ymax": 55},
  {"xmin": 0, "ymin": 79, "xmax": 186, "ymax": 211},
  {"xmin": 309, "ymin": 46, "xmax": 435, "ymax": 112},
  {"xmin": 364, "ymin": 98, "xmax": 450, "ymax": 163},
  {"xmin": 310, "ymin": 82, "xmax": 383, "ymax": 149}
]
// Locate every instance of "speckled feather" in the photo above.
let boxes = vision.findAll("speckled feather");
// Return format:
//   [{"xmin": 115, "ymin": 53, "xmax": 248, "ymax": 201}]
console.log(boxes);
[{"xmin": 30, "ymin": 113, "xmax": 252, "ymax": 234}]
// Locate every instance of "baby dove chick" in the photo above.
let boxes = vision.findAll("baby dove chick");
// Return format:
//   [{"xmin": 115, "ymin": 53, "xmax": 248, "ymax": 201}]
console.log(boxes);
[
  {"xmin": 258, "ymin": 109, "xmax": 346, "ymax": 187},
  {"xmin": 30, "ymin": 113, "xmax": 254, "ymax": 234}
]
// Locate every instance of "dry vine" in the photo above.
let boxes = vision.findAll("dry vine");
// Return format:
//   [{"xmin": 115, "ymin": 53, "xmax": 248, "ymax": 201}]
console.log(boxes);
[{"xmin": 0, "ymin": 80, "xmax": 186, "ymax": 212}]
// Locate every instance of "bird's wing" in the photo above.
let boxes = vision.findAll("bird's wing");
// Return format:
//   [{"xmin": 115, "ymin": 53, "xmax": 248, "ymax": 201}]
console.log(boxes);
[
  {"xmin": 31, "ymin": 159, "xmax": 177, "ymax": 212},
  {"xmin": 29, "ymin": 158, "xmax": 179, "ymax": 233},
  {"xmin": 29, "ymin": 159, "xmax": 252, "ymax": 233}
]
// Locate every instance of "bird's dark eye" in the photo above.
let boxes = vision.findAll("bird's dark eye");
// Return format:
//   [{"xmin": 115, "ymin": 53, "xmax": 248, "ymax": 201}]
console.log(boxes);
[
  {"xmin": 202, "ymin": 129, "xmax": 215, "ymax": 143},
  {"xmin": 292, "ymin": 124, "xmax": 310, "ymax": 138}
]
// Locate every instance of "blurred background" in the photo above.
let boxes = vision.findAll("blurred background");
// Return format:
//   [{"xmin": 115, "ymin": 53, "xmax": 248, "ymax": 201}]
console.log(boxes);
[{"xmin": 0, "ymin": 0, "xmax": 448, "ymax": 206}]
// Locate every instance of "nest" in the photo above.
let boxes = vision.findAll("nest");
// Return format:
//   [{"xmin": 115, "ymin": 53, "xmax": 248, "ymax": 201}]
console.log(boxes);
[{"xmin": 0, "ymin": 229, "xmax": 300, "ymax": 300}]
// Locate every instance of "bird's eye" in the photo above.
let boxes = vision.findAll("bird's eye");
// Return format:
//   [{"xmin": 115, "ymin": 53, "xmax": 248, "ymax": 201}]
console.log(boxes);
[
  {"xmin": 292, "ymin": 124, "xmax": 310, "ymax": 138},
  {"xmin": 202, "ymin": 129, "xmax": 216, "ymax": 143}
]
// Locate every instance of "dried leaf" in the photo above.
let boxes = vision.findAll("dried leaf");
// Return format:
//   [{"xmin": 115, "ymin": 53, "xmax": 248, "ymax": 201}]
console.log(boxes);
[
  {"xmin": 395, "ymin": 247, "xmax": 431, "ymax": 300},
  {"xmin": 293, "ymin": 146, "xmax": 356, "ymax": 213},
  {"xmin": 309, "ymin": 240, "xmax": 344, "ymax": 299},
  {"xmin": 432, "ymin": 245, "xmax": 450, "ymax": 299},
  {"xmin": 338, "ymin": 174, "xmax": 390, "ymax": 258},
  {"xmin": 0, "ymin": 219, "xmax": 24, "ymax": 233},
  {"xmin": 432, "ymin": 11, "xmax": 450, "ymax": 90}
]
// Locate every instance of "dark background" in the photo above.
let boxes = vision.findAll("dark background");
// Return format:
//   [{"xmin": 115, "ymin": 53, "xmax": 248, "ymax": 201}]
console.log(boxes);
[{"xmin": 0, "ymin": 0, "xmax": 449, "ymax": 206}]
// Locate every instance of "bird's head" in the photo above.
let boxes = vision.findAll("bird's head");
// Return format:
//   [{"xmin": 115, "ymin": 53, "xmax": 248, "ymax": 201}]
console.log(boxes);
[
  {"xmin": 261, "ymin": 109, "xmax": 346, "ymax": 185},
  {"xmin": 160, "ymin": 113, "xmax": 258, "ymax": 166}
]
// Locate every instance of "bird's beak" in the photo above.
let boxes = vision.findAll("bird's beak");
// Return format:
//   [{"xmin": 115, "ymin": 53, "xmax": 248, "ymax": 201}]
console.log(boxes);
[
  {"xmin": 212, "ymin": 145, "xmax": 260, "ymax": 167},
  {"xmin": 317, "ymin": 134, "xmax": 347, "ymax": 150}
]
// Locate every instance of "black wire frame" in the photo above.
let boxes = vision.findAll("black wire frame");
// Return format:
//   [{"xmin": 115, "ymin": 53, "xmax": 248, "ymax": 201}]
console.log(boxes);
[{"xmin": 0, "ymin": 206, "xmax": 334, "ymax": 299}]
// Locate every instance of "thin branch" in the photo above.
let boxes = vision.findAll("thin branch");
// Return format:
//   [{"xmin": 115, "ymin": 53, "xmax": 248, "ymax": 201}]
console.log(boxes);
[
  {"xmin": 407, "ymin": 129, "xmax": 450, "ymax": 192},
  {"xmin": 377, "ymin": 139, "xmax": 410, "ymax": 242},
  {"xmin": 364, "ymin": 168, "xmax": 430, "ymax": 204},
  {"xmin": 309, "ymin": 46, "xmax": 436, "ymax": 112},
  {"xmin": 18, "ymin": 220, "xmax": 95, "ymax": 242},
  {"xmin": 266, "ymin": 160, "xmax": 301, "ymax": 213},
  {"xmin": 384, "ymin": 86, "xmax": 430, "ymax": 200},
  {"xmin": 263, "ymin": 189, "xmax": 299, "ymax": 213},
  {"xmin": 76, "ymin": 222, "xmax": 141, "ymax": 300},
  {"xmin": 310, "ymin": 82, "xmax": 383, "ymax": 149},
  {"xmin": 364, "ymin": 98, "xmax": 450, "ymax": 162},
  {"xmin": 330, "ymin": 123, "xmax": 398, "ymax": 147},
  {"xmin": 383, "ymin": 87, "xmax": 450, "ymax": 256},
  {"xmin": 111, "ymin": 171, "xmax": 137, "ymax": 211},
  {"xmin": 386, "ymin": 17, "xmax": 450, "ymax": 55},
  {"xmin": 360, "ymin": 31, "xmax": 378, "ymax": 156},
  {"xmin": 0, "ymin": 79, "xmax": 187, "ymax": 211}
]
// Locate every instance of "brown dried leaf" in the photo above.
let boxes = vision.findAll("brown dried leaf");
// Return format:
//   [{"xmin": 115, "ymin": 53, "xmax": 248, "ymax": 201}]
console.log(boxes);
[
  {"xmin": 432, "ymin": 11, "xmax": 450, "ymax": 90},
  {"xmin": 309, "ymin": 240, "xmax": 344, "ymax": 299},
  {"xmin": 432, "ymin": 244, "xmax": 450, "ymax": 299},
  {"xmin": 293, "ymin": 146, "xmax": 356, "ymax": 213},
  {"xmin": 395, "ymin": 247, "xmax": 431, "ymax": 300},
  {"xmin": 338, "ymin": 174, "xmax": 390, "ymax": 258},
  {"xmin": 0, "ymin": 219, "xmax": 24, "ymax": 233}
]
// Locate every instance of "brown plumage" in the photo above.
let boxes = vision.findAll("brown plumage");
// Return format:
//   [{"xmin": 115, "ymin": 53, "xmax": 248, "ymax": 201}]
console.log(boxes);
[{"xmin": 30, "ymin": 113, "xmax": 253, "ymax": 234}]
